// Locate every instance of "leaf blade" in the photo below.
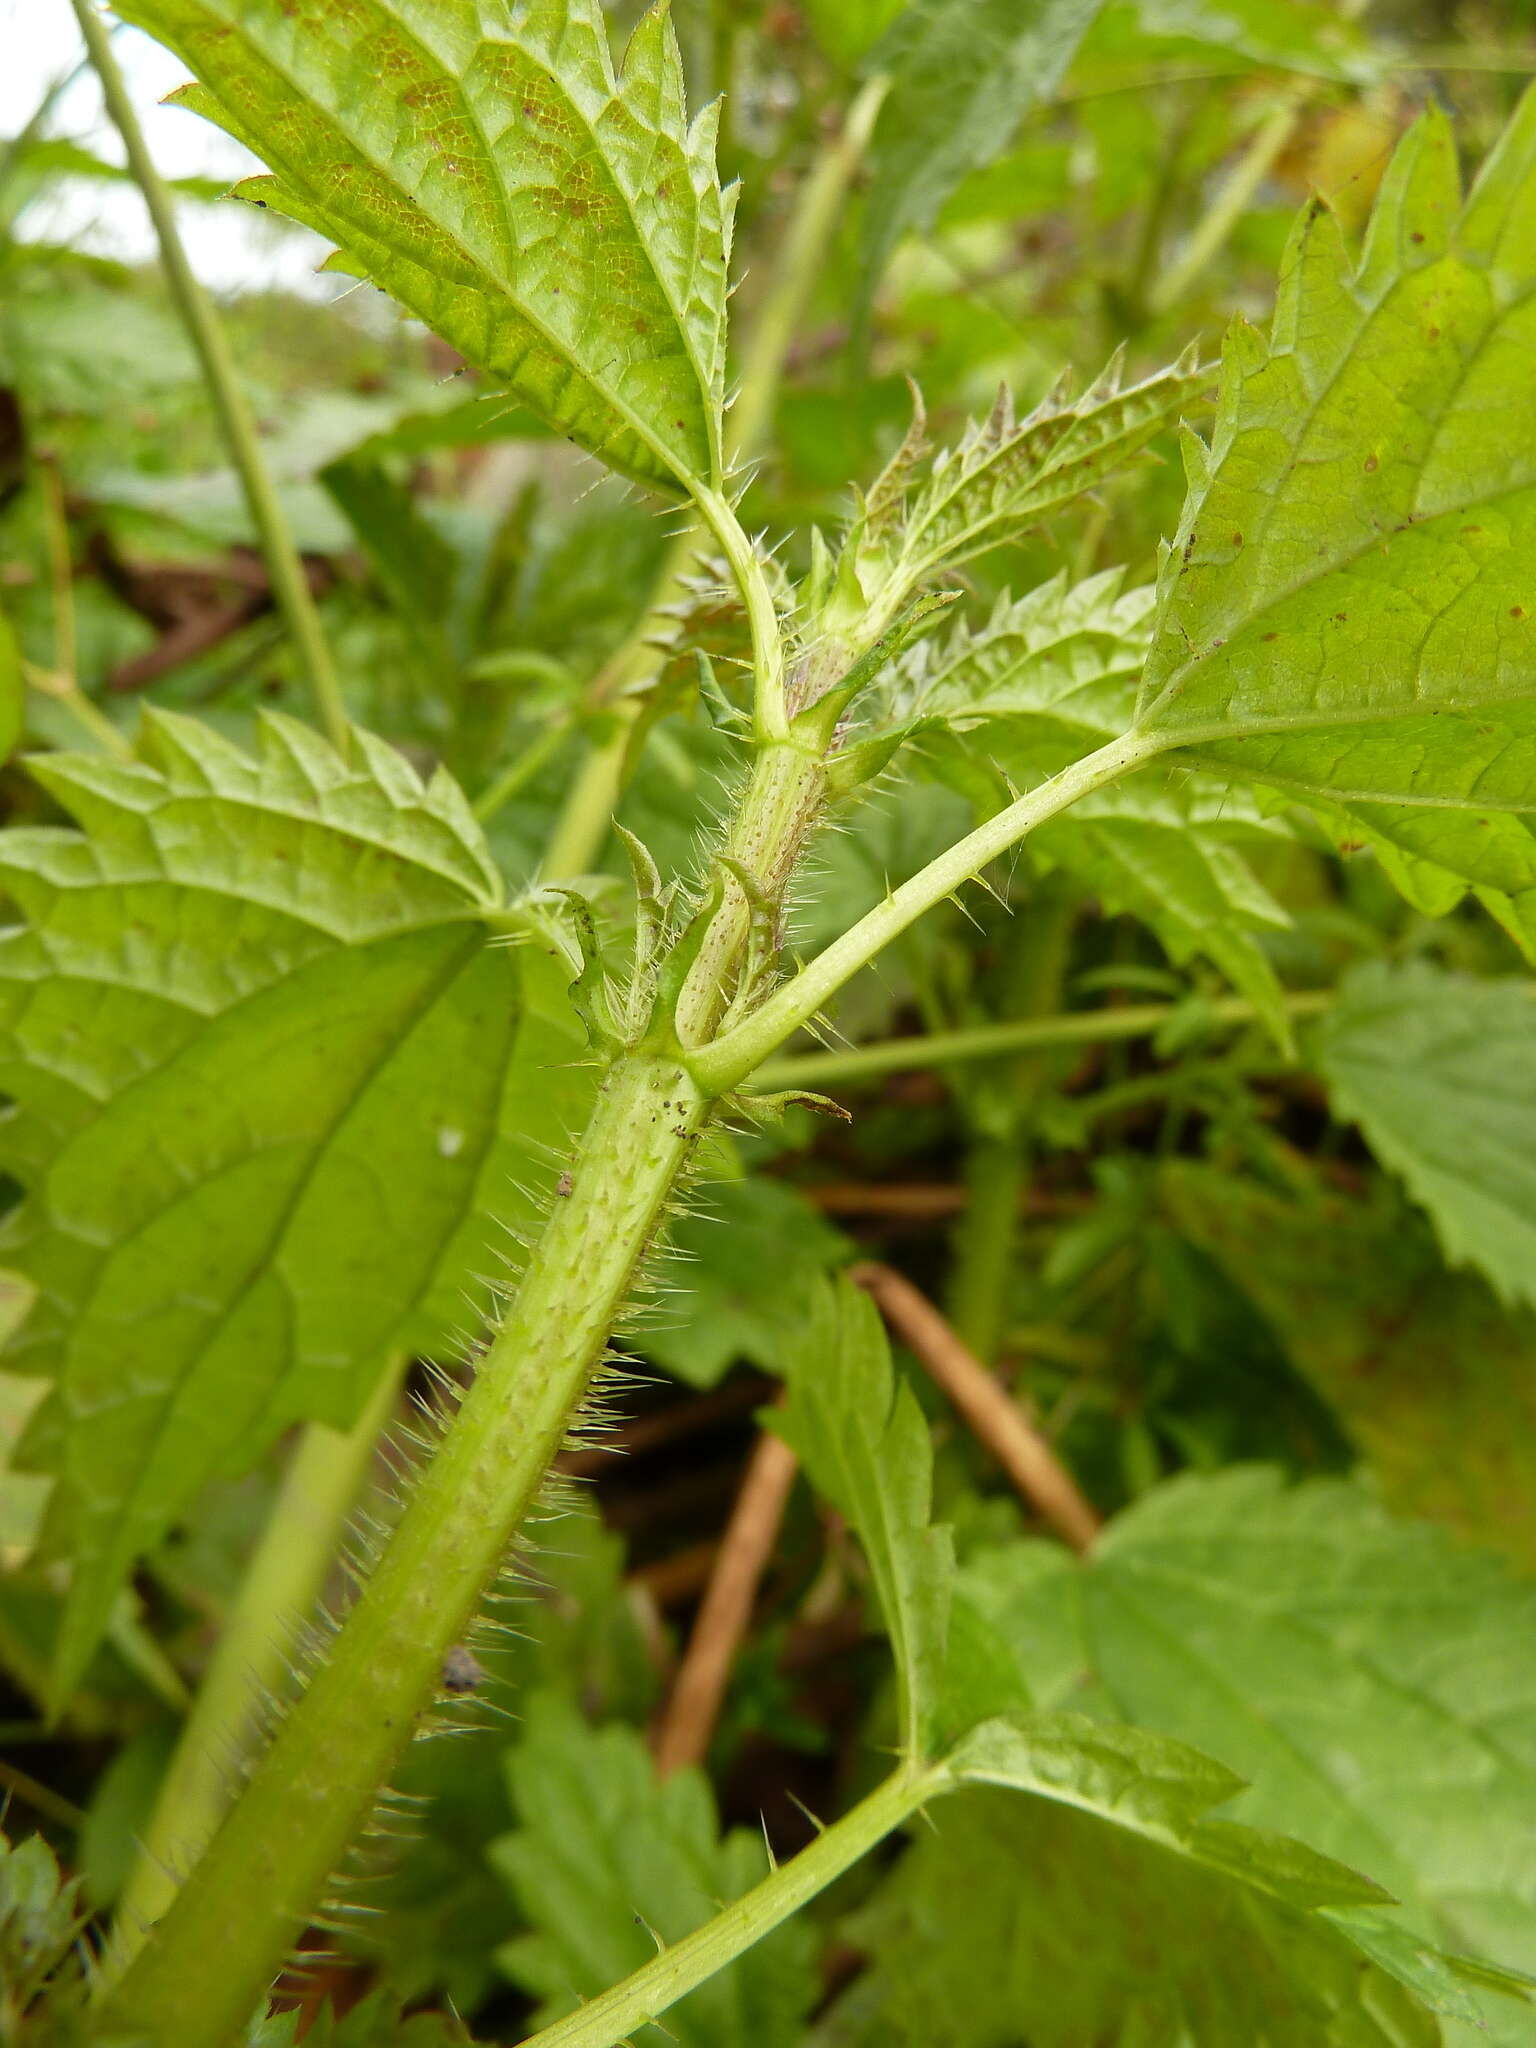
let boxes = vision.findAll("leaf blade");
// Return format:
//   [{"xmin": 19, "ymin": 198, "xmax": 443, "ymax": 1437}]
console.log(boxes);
[{"xmin": 115, "ymin": 0, "xmax": 733, "ymax": 495}]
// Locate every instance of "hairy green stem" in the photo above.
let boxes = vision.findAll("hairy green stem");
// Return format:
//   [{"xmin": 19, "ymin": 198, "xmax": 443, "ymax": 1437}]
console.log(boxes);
[
  {"xmin": 96, "ymin": 1053, "xmax": 712, "ymax": 2047},
  {"xmin": 516, "ymin": 1763, "xmax": 937, "ymax": 2048},
  {"xmin": 753, "ymin": 987, "xmax": 1333, "ymax": 1091},
  {"xmin": 692, "ymin": 731, "xmax": 1166, "ymax": 1095},
  {"xmin": 103, "ymin": 1356, "xmax": 407, "ymax": 1982},
  {"xmin": 70, "ymin": 0, "xmax": 349, "ymax": 756}
]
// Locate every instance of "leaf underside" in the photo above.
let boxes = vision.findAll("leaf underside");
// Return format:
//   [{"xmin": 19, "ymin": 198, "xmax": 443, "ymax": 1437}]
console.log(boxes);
[
  {"xmin": 0, "ymin": 713, "xmax": 590, "ymax": 1701},
  {"xmin": 114, "ymin": 0, "xmax": 733, "ymax": 496},
  {"xmin": 1136, "ymin": 89, "xmax": 1536, "ymax": 934}
]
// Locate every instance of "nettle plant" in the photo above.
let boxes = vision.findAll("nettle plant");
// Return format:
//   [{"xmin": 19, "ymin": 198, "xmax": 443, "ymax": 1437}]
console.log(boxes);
[{"xmin": 6, "ymin": 3, "xmax": 1536, "ymax": 2045}]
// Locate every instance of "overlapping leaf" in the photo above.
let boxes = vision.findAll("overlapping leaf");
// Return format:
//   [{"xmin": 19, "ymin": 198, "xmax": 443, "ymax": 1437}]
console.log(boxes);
[
  {"xmin": 1133, "ymin": 93, "xmax": 1536, "ymax": 918},
  {"xmin": 115, "ymin": 0, "xmax": 734, "ymax": 496},
  {"xmin": 0, "ymin": 712, "xmax": 591, "ymax": 1701},
  {"xmin": 812, "ymin": 1790, "xmax": 1441, "ymax": 2047},
  {"xmin": 854, "ymin": 574, "xmax": 1293, "ymax": 1033},
  {"xmin": 958, "ymin": 1468, "xmax": 1536, "ymax": 2042},
  {"xmin": 1315, "ymin": 961, "xmax": 1536, "ymax": 1311},
  {"xmin": 836, "ymin": 360, "xmax": 1202, "ymax": 643}
]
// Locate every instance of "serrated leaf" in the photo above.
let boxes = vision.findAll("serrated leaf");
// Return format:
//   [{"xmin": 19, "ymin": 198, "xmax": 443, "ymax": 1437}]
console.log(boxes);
[
  {"xmin": 814, "ymin": 1790, "xmax": 1439, "ymax": 2048},
  {"xmin": 1315, "ymin": 961, "xmax": 1536, "ymax": 1312},
  {"xmin": 0, "ymin": 1827, "xmax": 83, "ymax": 2021},
  {"xmin": 772, "ymin": 1276, "xmax": 953, "ymax": 1760},
  {"xmin": 489, "ymin": 1693, "xmax": 817, "ymax": 2048},
  {"xmin": 946, "ymin": 1715, "xmax": 1390, "ymax": 1914},
  {"xmin": 859, "ymin": 0, "xmax": 1103, "ymax": 306},
  {"xmin": 963, "ymin": 1468, "xmax": 1536, "ymax": 2043},
  {"xmin": 1028, "ymin": 778, "xmax": 1294, "ymax": 1044},
  {"xmin": 115, "ymin": 0, "xmax": 734, "ymax": 497},
  {"xmin": 1134, "ymin": 95, "xmax": 1536, "ymax": 917},
  {"xmin": 1161, "ymin": 1164, "xmax": 1536, "ymax": 1572},
  {"xmin": 842, "ymin": 362, "xmax": 1201, "ymax": 641},
  {"xmin": 0, "ymin": 712, "xmax": 592, "ymax": 1702},
  {"xmin": 860, "ymin": 568, "xmax": 1151, "ymax": 747}
]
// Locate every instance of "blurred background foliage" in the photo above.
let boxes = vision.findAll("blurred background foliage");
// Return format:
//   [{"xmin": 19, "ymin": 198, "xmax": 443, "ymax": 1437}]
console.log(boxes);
[{"xmin": 2, "ymin": 1, "xmax": 1536, "ymax": 2041}]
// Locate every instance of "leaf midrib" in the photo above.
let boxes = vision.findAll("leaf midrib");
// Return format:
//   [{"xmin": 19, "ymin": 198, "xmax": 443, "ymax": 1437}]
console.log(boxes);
[{"xmin": 199, "ymin": 0, "xmax": 714, "ymax": 493}]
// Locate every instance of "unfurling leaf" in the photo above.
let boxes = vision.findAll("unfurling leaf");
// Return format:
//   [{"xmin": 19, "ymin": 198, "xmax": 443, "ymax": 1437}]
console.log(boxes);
[
  {"xmin": 834, "ymin": 358, "xmax": 1201, "ymax": 644},
  {"xmin": 0, "ymin": 713, "xmax": 591, "ymax": 1702},
  {"xmin": 115, "ymin": 0, "xmax": 734, "ymax": 496},
  {"xmin": 1134, "ymin": 92, "xmax": 1536, "ymax": 928}
]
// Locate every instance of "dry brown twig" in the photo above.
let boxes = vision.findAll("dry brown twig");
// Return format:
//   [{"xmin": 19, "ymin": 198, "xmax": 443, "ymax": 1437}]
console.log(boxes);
[
  {"xmin": 651, "ymin": 1425, "xmax": 800, "ymax": 1776},
  {"xmin": 851, "ymin": 1261, "xmax": 1101, "ymax": 1553}
]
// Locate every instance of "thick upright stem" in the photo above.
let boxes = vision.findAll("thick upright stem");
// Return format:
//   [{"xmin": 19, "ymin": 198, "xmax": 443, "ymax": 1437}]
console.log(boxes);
[
  {"xmin": 692, "ymin": 732, "xmax": 1164, "ymax": 1094},
  {"xmin": 71, "ymin": 0, "xmax": 349, "ymax": 755},
  {"xmin": 96, "ymin": 1053, "xmax": 712, "ymax": 2048},
  {"xmin": 104, "ymin": 1355, "xmax": 407, "ymax": 1980}
]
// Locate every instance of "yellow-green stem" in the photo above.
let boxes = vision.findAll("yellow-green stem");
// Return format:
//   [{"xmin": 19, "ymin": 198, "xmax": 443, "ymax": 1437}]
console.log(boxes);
[
  {"xmin": 751, "ymin": 988, "xmax": 1332, "ymax": 1091},
  {"xmin": 103, "ymin": 1355, "xmax": 407, "ymax": 1983},
  {"xmin": 70, "ymin": 0, "xmax": 349, "ymax": 755},
  {"xmin": 95, "ymin": 1052, "xmax": 712, "ymax": 2048},
  {"xmin": 516, "ymin": 1763, "xmax": 936, "ymax": 2048}
]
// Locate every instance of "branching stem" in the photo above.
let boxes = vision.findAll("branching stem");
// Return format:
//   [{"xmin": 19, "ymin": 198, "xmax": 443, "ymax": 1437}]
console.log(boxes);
[{"xmin": 692, "ymin": 731, "xmax": 1166, "ymax": 1094}]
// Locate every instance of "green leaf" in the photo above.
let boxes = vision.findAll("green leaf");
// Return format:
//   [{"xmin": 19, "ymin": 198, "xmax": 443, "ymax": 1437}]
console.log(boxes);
[
  {"xmin": 0, "ymin": 712, "xmax": 592, "ymax": 1702},
  {"xmin": 1027, "ymin": 778, "xmax": 1293, "ymax": 1045},
  {"xmin": 964, "ymin": 1468, "xmax": 1536, "ymax": 2041},
  {"xmin": 838, "ymin": 361, "xmax": 1202, "ymax": 641},
  {"xmin": 860, "ymin": 567, "xmax": 1150, "ymax": 748},
  {"xmin": 1135, "ymin": 95, "xmax": 1536, "ymax": 919},
  {"xmin": 812, "ymin": 1788, "xmax": 1441, "ymax": 2047},
  {"xmin": 490, "ymin": 1693, "xmax": 818, "ymax": 2047},
  {"xmin": 859, "ymin": 0, "xmax": 1103, "ymax": 305},
  {"xmin": 115, "ymin": 0, "xmax": 734, "ymax": 497},
  {"xmin": 858, "ymin": 574, "xmax": 1293, "ymax": 1036},
  {"xmin": 0, "ymin": 1828, "xmax": 83, "ymax": 2025},
  {"xmin": 1162, "ymin": 1163, "xmax": 1536, "ymax": 1572},
  {"xmin": 1079, "ymin": 0, "xmax": 1377, "ymax": 86},
  {"xmin": 773, "ymin": 1276, "xmax": 953, "ymax": 1760},
  {"xmin": 1315, "ymin": 962, "xmax": 1536, "ymax": 1312}
]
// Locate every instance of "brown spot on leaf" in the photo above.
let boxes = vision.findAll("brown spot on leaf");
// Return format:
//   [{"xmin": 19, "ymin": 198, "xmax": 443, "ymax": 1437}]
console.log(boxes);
[{"xmin": 1364, "ymin": 454, "xmax": 1378, "ymax": 473}]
